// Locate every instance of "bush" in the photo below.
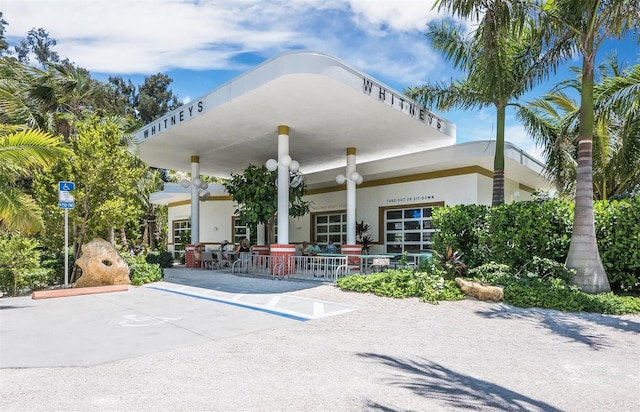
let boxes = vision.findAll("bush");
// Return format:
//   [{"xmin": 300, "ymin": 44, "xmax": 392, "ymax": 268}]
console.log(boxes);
[
  {"xmin": 517, "ymin": 256, "xmax": 576, "ymax": 283},
  {"xmin": 504, "ymin": 277, "xmax": 640, "ymax": 315},
  {"xmin": 595, "ymin": 197, "xmax": 640, "ymax": 291},
  {"xmin": 488, "ymin": 199, "xmax": 573, "ymax": 268},
  {"xmin": 432, "ymin": 204, "xmax": 489, "ymax": 268},
  {"xmin": 467, "ymin": 262, "xmax": 515, "ymax": 285},
  {"xmin": 433, "ymin": 196, "xmax": 640, "ymax": 293},
  {"xmin": 145, "ymin": 251, "xmax": 175, "ymax": 268},
  {"xmin": 336, "ymin": 268, "xmax": 465, "ymax": 304},
  {"xmin": 0, "ymin": 235, "xmax": 44, "ymax": 296},
  {"xmin": 121, "ymin": 253, "xmax": 163, "ymax": 286}
]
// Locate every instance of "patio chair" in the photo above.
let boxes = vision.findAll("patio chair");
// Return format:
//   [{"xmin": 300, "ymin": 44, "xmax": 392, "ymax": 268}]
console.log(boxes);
[
  {"xmin": 216, "ymin": 249, "xmax": 232, "ymax": 269},
  {"xmin": 200, "ymin": 250, "xmax": 215, "ymax": 269}
]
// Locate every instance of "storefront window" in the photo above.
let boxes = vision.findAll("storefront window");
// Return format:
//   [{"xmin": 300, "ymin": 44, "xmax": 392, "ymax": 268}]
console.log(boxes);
[
  {"xmin": 313, "ymin": 212, "xmax": 347, "ymax": 246},
  {"xmin": 383, "ymin": 204, "xmax": 441, "ymax": 253}
]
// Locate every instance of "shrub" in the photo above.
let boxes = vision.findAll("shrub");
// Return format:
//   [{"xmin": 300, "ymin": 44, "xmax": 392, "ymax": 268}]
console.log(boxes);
[
  {"xmin": 121, "ymin": 253, "xmax": 163, "ymax": 286},
  {"xmin": 504, "ymin": 277, "xmax": 640, "ymax": 315},
  {"xmin": 145, "ymin": 251, "xmax": 175, "ymax": 268},
  {"xmin": 433, "ymin": 245, "xmax": 467, "ymax": 279},
  {"xmin": 0, "ymin": 235, "xmax": 44, "ymax": 296},
  {"xmin": 517, "ymin": 256, "xmax": 576, "ymax": 283},
  {"xmin": 467, "ymin": 262, "xmax": 515, "ymax": 285},
  {"xmin": 595, "ymin": 197, "xmax": 640, "ymax": 292},
  {"xmin": 432, "ymin": 204, "xmax": 489, "ymax": 268},
  {"xmin": 489, "ymin": 199, "xmax": 573, "ymax": 268},
  {"xmin": 336, "ymin": 268, "xmax": 465, "ymax": 304}
]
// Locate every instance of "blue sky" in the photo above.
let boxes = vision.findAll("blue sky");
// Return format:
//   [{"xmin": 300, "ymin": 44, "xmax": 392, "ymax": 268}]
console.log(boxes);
[{"xmin": 3, "ymin": 0, "xmax": 639, "ymax": 160}]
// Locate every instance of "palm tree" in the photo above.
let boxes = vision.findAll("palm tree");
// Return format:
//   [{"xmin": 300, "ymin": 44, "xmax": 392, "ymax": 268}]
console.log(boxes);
[
  {"xmin": 0, "ymin": 126, "xmax": 70, "ymax": 234},
  {"xmin": 525, "ymin": 0, "xmax": 640, "ymax": 293},
  {"xmin": 407, "ymin": 1, "xmax": 568, "ymax": 206},
  {"xmin": 519, "ymin": 61, "xmax": 640, "ymax": 200}
]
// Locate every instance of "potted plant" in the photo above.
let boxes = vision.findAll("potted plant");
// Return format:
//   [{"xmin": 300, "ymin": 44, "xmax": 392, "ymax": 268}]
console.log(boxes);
[{"xmin": 356, "ymin": 221, "xmax": 373, "ymax": 254}]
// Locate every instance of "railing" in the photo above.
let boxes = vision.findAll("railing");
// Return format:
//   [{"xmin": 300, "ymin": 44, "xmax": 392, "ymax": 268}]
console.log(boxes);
[
  {"xmin": 228, "ymin": 252, "xmax": 432, "ymax": 280},
  {"xmin": 231, "ymin": 254, "xmax": 351, "ymax": 282}
]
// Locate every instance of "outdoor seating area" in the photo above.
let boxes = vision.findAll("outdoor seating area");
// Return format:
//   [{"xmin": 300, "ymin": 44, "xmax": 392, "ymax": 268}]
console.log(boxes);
[{"xmin": 192, "ymin": 250, "xmax": 433, "ymax": 283}]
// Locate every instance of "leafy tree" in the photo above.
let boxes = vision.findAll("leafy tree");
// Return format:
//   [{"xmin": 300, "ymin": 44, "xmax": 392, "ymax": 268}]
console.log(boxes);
[
  {"xmin": 0, "ymin": 126, "xmax": 70, "ymax": 234},
  {"xmin": 135, "ymin": 73, "xmax": 181, "ymax": 123},
  {"xmin": 14, "ymin": 28, "xmax": 60, "ymax": 67},
  {"xmin": 32, "ymin": 115, "xmax": 146, "ymax": 281},
  {"xmin": 407, "ymin": 1, "xmax": 567, "ymax": 206},
  {"xmin": 100, "ymin": 75, "xmax": 137, "ymax": 119},
  {"xmin": 223, "ymin": 164, "xmax": 310, "ymax": 244}
]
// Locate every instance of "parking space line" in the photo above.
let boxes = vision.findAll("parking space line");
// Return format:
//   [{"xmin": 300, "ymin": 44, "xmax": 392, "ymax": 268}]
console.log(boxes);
[{"xmin": 146, "ymin": 286, "xmax": 310, "ymax": 322}]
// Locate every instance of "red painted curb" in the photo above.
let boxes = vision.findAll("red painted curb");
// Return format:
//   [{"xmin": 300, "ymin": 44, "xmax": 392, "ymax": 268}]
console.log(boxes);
[{"xmin": 32, "ymin": 285, "xmax": 129, "ymax": 300}]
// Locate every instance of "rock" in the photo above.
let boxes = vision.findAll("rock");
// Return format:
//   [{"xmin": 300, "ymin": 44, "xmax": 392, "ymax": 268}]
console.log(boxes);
[
  {"xmin": 74, "ymin": 239, "xmax": 130, "ymax": 288},
  {"xmin": 455, "ymin": 277, "xmax": 504, "ymax": 302}
]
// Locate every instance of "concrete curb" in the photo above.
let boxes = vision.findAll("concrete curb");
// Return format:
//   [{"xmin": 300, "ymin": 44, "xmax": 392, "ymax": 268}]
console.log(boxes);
[{"xmin": 31, "ymin": 284, "xmax": 129, "ymax": 300}]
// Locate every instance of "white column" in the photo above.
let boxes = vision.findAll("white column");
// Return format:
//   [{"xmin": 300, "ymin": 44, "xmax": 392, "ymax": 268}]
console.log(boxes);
[
  {"xmin": 346, "ymin": 147, "xmax": 356, "ymax": 245},
  {"xmin": 257, "ymin": 223, "xmax": 266, "ymax": 245},
  {"xmin": 190, "ymin": 156, "xmax": 200, "ymax": 244},
  {"xmin": 277, "ymin": 125, "xmax": 290, "ymax": 244}
]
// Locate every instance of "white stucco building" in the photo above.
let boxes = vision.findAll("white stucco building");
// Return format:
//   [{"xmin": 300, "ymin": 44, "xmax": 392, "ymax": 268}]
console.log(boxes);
[{"xmin": 135, "ymin": 51, "xmax": 549, "ymax": 260}]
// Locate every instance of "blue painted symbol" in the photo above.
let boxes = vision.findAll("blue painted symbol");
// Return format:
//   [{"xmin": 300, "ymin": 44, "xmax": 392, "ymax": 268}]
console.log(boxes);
[{"xmin": 58, "ymin": 181, "xmax": 75, "ymax": 191}]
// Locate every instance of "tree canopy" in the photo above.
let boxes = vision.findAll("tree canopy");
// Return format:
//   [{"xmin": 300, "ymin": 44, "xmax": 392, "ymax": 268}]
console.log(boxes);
[{"xmin": 223, "ymin": 164, "xmax": 310, "ymax": 244}]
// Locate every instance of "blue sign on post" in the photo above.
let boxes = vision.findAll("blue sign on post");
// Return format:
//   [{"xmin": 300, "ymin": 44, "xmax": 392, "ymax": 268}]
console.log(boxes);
[
  {"xmin": 58, "ymin": 181, "xmax": 75, "ymax": 209},
  {"xmin": 59, "ymin": 181, "xmax": 75, "ymax": 191}
]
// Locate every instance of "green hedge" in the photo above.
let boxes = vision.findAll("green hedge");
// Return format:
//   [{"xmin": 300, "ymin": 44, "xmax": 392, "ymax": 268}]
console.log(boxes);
[
  {"xmin": 595, "ymin": 197, "xmax": 640, "ymax": 291},
  {"xmin": 488, "ymin": 199, "xmax": 573, "ymax": 268},
  {"xmin": 432, "ymin": 196, "xmax": 640, "ymax": 292},
  {"xmin": 431, "ymin": 204, "xmax": 489, "ymax": 269}
]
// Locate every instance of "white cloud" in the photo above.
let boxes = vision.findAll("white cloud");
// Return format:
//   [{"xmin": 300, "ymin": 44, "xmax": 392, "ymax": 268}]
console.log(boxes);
[
  {"xmin": 2, "ymin": 0, "xmax": 448, "ymax": 80},
  {"xmin": 2, "ymin": 0, "xmax": 545, "ymax": 160}
]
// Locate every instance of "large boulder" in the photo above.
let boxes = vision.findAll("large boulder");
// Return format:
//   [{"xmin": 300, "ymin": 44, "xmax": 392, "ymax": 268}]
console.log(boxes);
[
  {"xmin": 74, "ymin": 239, "xmax": 130, "ymax": 288},
  {"xmin": 455, "ymin": 277, "xmax": 504, "ymax": 302}
]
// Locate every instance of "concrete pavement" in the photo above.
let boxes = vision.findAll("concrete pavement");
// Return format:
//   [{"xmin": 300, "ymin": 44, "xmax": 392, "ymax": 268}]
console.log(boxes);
[{"xmin": 1, "ymin": 268, "xmax": 639, "ymax": 411}]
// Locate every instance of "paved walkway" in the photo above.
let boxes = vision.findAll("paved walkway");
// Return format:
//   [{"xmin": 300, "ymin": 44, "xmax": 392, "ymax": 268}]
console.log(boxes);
[{"xmin": 1, "ymin": 268, "xmax": 639, "ymax": 411}]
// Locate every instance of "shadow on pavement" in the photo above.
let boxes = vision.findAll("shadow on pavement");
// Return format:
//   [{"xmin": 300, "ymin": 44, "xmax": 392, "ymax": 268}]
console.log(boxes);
[
  {"xmin": 474, "ymin": 306, "xmax": 640, "ymax": 350},
  {"xmin": 358, "ymin": 353, "xmax": 563, "ymax": 412}
]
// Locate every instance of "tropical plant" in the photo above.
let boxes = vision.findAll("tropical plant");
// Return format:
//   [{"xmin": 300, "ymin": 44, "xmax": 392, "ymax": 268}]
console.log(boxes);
[
  {"xmin": 355, "ymin": 220, "xmax": 372, "ymax": 254},
  {"xmin": 0, "ymin": 126, "xmax": 70, "ymax": 234},
  {"xmin": 519, "ymin": 60, "xmax": 640, "ymax": 200},
  {"xmin": 434, "ymin": 244, "xmax": 468, "ymax": 279},
  {"xmin": 407, "ymin": 0, "xmax": 568, "ymax": 206},
  {"xmin": 524, "ymin": 0, "xmax": 640, "ymax": 293}
]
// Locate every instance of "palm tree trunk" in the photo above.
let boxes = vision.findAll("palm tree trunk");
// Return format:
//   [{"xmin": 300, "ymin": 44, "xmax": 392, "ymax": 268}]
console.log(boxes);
[
  {"xmin": 492, "ymin": 104, "xmax": 506, "ymax": 206},
  {"xmin": 566, "ymin": 52, "xmax": 610, "ymax": 293},
  {"xmin": 119, "ymin": 227, "xmax": 128, "ymax": 250}
]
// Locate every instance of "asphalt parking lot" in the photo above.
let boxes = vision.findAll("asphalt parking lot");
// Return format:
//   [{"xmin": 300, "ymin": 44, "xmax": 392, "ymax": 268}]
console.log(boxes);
[{"xmin": 1, "ymin": 268, "xmax": 639, "ymax": 411}]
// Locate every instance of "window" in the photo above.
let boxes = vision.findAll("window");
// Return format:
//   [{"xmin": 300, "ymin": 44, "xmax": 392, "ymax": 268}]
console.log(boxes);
[
  {"xmin": 172, "ymin": 220, "xmax": 191, "ymax": 257},
  {"xmin": 233, "ymin": 217, "xmax": 259, "ymax": 245},
  {"xmin": 313, "ymin": 212, "xmax": 346, "ymax": 246},
  {"xmin": 383, "ymin": 203, "xmax": 441, "ymax": 254}
]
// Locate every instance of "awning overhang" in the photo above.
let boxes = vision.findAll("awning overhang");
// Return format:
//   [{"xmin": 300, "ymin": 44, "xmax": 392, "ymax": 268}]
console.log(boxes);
[{"xmin": 134, "ymin": 51, "xmax": 456, "ymax": 178}]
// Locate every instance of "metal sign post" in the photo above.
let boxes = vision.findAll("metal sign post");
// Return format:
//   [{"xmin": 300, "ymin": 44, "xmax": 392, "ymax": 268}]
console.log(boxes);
[{"xmin": 58, "ymin": 181, "xmax": 75, "ymax": 287}]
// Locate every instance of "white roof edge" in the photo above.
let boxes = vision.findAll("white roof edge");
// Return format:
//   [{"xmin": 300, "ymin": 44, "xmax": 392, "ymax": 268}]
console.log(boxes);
[{"xmin": 134, "ymin": 50, "xmax": 455, "ymax": 143}]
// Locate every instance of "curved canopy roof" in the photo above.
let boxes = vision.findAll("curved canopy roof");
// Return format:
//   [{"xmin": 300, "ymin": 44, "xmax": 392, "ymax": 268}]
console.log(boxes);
[{"xmin": 134, "ymin": 51, "xmax": 456, "ymax": 178}]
